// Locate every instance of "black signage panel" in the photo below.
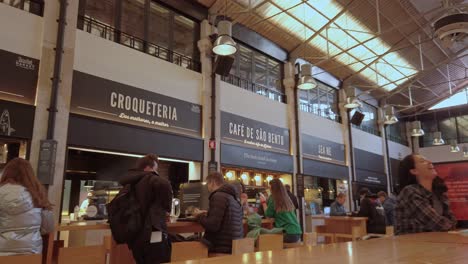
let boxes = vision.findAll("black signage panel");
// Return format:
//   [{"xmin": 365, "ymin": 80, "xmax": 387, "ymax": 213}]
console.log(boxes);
[
  {"xmin": 0, "ymin": 100, "xmax": 35, "ymax": 139},
  {"xmin": 0, "ymin": 49, "xmax": 39, "ymax": 105},
  {"xmin": 71, "ymin": 71, "xmax": 202, "ymax": 137},
  {"xmin": 303, "ymin": 158, "xmax": 349, "ymax": 180},
  {"xmin": 356, "ymin": 169, "xmax": 387, "ymax": 186},
  {"xmin": 221, "ymin": 111, "xmax": 290, "ymax": 153},
  {"xmin": 355, "ymin": 148, "xmax": 385, "ymax": 173},
  {"xmin": 37, "ymin": 140, "xmax": 57, "ymax": 185},
  {"xmin": 220, "ymin": 143, "xmax": 293, "ymax": 173},
  {"xmin": 302, "ymin": 134, "xmax": 345, "ymax": 165},
  {"xmin": 68, "ymin": 115, "xmax": 204, "ymax": 161}
]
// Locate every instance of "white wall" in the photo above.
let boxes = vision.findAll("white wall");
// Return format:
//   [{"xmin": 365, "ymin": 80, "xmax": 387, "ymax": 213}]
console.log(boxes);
[
  {"xmin": 388, "ymin": 141, "xmax": 412, "ymax": 160},
  {"xmin": 74, "ymin": 31, "xmax": 202, "ymax": 104},
  {"xmin": 300, "ymin": 112, "xmax": 344, "ymax": 144},
  {"xmin": 420, "ymin": 146, "xmax": 466, "ymax": 163},
  {"xmin": 219, "ymin": 82, "xmax": 289, "ymax": 128},
  {"xmin": 352, "ymin": 128, "xmax": 383, "ymax": 155},
  {"xmin": 0, "ymin": 4, "xmax": 43, "ymax": 59}
]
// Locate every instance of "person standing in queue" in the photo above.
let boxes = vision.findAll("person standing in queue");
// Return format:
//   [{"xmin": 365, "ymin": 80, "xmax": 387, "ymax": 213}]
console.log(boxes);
[
  {"xmin": 395, "ymin": 154, "xmax": 456, "ymax": 235},
  {"xmin": 260, "ymin": 178, "xmax": 302, "ymax": 243},
  {"xmin": 285, "ymin": 184, "xmax": 299, "ymax": 210},
  {"xmin": 357, "ymin": 188, "xmax": 386, "ymax": 234},
  {"xmin": 377, "ymin": 191, "xmax": 396, "ymax": 226},
  {"xmin": 330, "ymin": 193, "xmax": 347, "ymax": 216},
  {"xmin": 118, "ymin": 154, "xmax": 173, "ymax": 264},
  {"xmin": 194, "ymin": 172, "xmax": 243, "ymax": 254}
]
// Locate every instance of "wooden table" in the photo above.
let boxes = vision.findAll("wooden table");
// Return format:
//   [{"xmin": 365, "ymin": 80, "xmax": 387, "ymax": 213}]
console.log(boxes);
[
  {"xmin": 308, "ymin": 215, "xmax": 368, "ymax": 237},
  {"xmin": 394, "ymin": 231, "xmax": 468, "ymax": 244},
  {"xmin": 170, "ymin": 233, "xmax": 468, "ymax": 264}
]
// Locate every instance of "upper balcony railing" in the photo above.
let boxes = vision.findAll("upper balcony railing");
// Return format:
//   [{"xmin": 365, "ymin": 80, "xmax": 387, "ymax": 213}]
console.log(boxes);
[
  {"xmin": 221, "ymin": 74, "xmax": 286, "ymax": 103},
  {"xmin": 78, "ymin": 16, "xmax": 201, "ymax": 73},
  {"xmin": 387, "ymin": 134, "xmax": 408, "ymax": 146},
  {"xmin": 0, "ymin": 0, "xmax": 43, "ymax": 16},
  {"xmin": 353, "ymin": 124, "xmax": 381, "ymax": 137},
  {"xmin": 299, "ymin": 102, "xmax": 341, "ymax": 123}
]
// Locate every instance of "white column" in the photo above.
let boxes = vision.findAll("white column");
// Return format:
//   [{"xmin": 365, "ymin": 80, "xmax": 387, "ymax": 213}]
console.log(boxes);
[
  {"xmin": 339, "ymin": 83, "xmax": 354, "ymax": 211},
  {"xmin": 29, "ymin": 0, "xmax": 79, "ymax": 222}
]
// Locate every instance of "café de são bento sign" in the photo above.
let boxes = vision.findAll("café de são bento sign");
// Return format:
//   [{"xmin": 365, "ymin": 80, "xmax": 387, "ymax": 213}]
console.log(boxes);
[
  {"xmin": 70, "ymin": 71, "xmax": 201, "ymax": 136},
  {"xmin": 221, "ymin": 111, "xmax": 290, "ymax": 153}
]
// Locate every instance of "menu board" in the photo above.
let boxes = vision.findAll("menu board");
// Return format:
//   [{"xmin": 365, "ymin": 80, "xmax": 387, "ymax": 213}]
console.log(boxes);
[{"xmin": 434, "ymin": 162, "xmax": 468, "ymax": 221}]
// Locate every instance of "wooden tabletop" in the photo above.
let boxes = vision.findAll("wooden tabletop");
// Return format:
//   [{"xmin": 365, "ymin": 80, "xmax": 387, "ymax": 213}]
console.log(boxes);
[
  {"xmin": 171, "ymin": 233, "xmax": 468, "ymax": 264},
  {"xmin": 310, "ymin": 215, "xmax": 368, "ymax": 221},
  {"xmin": 394, "ymin": 231, "xmax": 468, "ymax": 244}
]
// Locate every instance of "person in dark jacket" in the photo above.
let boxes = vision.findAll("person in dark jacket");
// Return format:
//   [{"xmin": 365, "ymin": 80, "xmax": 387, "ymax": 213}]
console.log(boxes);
[
  {"xmin": 377, "ymin": 191, "xmax": 396, "ymax": 226},
  {"xmin": 194, "ymin": 172, "xmax": 243, "ymax": 253},
  {"xmin": 285, "ymin": 184, "xmax": 299, "ymax": 210},
  {"xmin": 357, "ymin": 188, "xmax": 386, "ymax": 234},
  {"xmin": 119, "ymin": 154, "xmax": 173, "ymax": 264}
]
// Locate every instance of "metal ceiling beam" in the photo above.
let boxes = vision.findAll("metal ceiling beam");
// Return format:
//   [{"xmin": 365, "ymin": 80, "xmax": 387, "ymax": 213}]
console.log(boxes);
[
  {"xmin": 362, "ymin": 0, "xmax": 455, "ymax": 93},
  {"xmin": 388, "ymin": 50, "xmax": 467, "ymax": 97},
  {"xmin": 289, "ymin": 0, "xmax": 358, "ymax": 58}
]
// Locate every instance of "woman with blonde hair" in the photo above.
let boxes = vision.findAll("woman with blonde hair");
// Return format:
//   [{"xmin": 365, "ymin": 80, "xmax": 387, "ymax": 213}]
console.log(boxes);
[
  {"xmin": 260, "ymin": 178, "xmax": 302, "ymax": 243},
  {"xmin": 0, "ymin": 158, "xmax": 54, "ymax": 255}
]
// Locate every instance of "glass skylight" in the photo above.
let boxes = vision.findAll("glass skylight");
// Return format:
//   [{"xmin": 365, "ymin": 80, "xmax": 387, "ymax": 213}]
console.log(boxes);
[
  {"xmin": 248, "ymin": 0, "xmax": 419, "ymax": 91},
  {"xmin": 429, "ymin": 88, "xmax": 468, "ymax": 110}
]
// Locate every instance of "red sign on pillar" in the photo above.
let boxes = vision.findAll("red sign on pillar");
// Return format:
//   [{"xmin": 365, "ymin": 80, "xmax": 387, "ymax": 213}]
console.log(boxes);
[{"xmin": 209, "ymin": 140, "xmax": 216, "ymax": 150}]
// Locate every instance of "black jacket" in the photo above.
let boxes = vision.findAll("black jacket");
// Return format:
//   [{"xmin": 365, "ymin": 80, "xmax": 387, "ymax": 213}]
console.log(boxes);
[
  {"xmin": 200, "ymin": 184, "xmax": 243, "ymax": 253},
  {"xmin": 358, "ymin": 196, "xmax": 386, "ymax": 234},
  {"xmin": 119, "ymin": 170, "xmax": 173, "ymax": 246},
  {"xmin": 287, "ymin": 190, "xmax": 299, "ymax": 210}
]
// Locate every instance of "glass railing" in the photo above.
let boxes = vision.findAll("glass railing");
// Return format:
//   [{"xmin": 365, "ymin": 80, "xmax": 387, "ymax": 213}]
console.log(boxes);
[
  {"xmin": 78, "ymin": 16, "xmax": 201, "ymax": 73},
  {"xmin": 353, "ymin": 124, "xmax": 381, "ymax": 136},
  {"xmin": 299, "ymin": 102, "xmax": 341, "ymax": 123},
  {"xmin": 387, "ymin": 134, "xmax": 408, "ymax": 146},
  {"xmin": 221, "ymin": 74, "xmax": 286, "ymax": 103},
  {"xmin": 0, "ymin": 0, "xmax": 43, "ymax": 16}
]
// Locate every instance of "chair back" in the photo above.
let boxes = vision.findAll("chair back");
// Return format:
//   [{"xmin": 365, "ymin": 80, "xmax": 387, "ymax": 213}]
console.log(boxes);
[
  {"xmin": 232, "ymin": 238, "xmax": 255, "ymax": 255},
  {"xmin": 303, "ymin": 232, "xmax": 318, "ymax": 246},
  {"xmin": 258, "ymin": 234, "xmax": 283, "ymax": 251},
  {"xmin": 104, "ymin": 236, "xmax": 136, "ymax": 264},
  {"xmin": 171, "ymin": 242, "xmax": 208, "ymax": 262},
  {"xmin": 0, "ymin": 254, "xmax": 42, "ymax": 264},
  {"xmin": 386, "ymin": 226, "xmax": 394, "ymax": 236},
  {"xmin": 57, "ymin": 245, "xmax": 106, "ymax": 264}
]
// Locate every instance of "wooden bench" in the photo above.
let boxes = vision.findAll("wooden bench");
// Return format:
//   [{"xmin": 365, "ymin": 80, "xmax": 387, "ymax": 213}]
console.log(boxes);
[
  {"xmin": 171, "ymin": 241, "xmax": 208, "ymax": 262},
  {"xmin": 314, "ymin": 225, "xmax": 335, "ymax": 244},
  {"xmin": 257, "ymin": 234, "xmax": 283, "ymax": 251}
]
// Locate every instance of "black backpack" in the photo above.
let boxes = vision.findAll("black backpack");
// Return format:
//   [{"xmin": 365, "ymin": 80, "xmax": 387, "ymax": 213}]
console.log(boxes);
[{"xmin": 107, "ymin": 182, "xmax": 147, "ymax": 244}]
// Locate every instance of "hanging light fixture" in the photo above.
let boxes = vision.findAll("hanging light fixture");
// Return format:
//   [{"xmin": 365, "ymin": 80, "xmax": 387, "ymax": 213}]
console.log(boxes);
[
  {"xmin": 450, "ymin": 139, "xmax": 460, "ymax": 152},
  {"xmin": 344, "ymin": 87, "xmax": 361, "ymax": 109},
  {"xmin": 432, "ymin": 131, "xmax": 445, "ymax": 146},
  {"xmin": 297, "ymin": 64, "xmax": 317, "ymax": 90},
  {"xmin": 212, "ymin": 20, "xmax": 237, "ymax": 56},
  {"xmin": 383, "ymin": 106, "xmax": 398, "ymax": 125},
  {"xmin": 411, "ymin": 121, "xmax": 424, "ymax": 137},
  {"xmin": 463, "ymin": 145, "xmax": 468, "ymax": 158}
]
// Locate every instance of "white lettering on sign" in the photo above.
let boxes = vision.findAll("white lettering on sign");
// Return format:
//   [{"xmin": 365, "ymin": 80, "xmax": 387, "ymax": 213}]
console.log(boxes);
[
  {"xmin": 110, "ymin": 92, "xmax": 177, "ymax": 121},
  {"xmin": 318, "ymin": 144, "xmax": 332, "ymax": 157}
]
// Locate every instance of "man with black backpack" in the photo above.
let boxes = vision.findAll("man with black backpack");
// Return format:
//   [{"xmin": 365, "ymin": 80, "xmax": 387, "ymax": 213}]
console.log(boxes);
[{"xmin": 108, "ymin": 154, "xmax": 173, "ymax": 264}]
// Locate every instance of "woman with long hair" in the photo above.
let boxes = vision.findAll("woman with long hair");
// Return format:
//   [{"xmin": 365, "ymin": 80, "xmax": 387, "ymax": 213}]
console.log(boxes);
[
  {"xmin": 260, "ymin": 178, "xmax": 302, "ymax": 243},
  {"xmin": 0, "ymin": 158, "xmax": 54, "ymax": 255},
  {"xmin": 394, "ymin": 154, "xmax": 456, "ymax": 235}
]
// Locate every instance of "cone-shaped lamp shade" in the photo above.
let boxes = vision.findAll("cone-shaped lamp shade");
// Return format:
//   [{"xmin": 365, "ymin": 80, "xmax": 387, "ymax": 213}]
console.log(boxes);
[
  {"xmin": 411, "ymin": 121, "xmax": 424, "ymax": 137},
  {"xmin": 212, "ymin": 21, "xmax": 237, "ymax": 56},
  {"xmin": 344, "ymin": 97, "xmax": 361, "ymax": 109},
  {"xmin": 432, "ymin": 131, "xmax": 445, "ymax": 145},
  {"xmin": 383, "ymin": 106, "xmax": 398, "ymax": 125},
  {"xmin": 297, "ymin": 64, "xmax": 317, "ymax": 90},
  {"xmin": 450, "ymin": 140, "xmax": 460, "ymax": 152}
]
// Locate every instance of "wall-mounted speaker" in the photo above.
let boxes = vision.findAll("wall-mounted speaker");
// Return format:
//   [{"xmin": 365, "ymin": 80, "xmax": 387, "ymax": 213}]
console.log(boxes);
[
  {"xmin": 350, "ymin": 111, "xmax": 365, "ymax": 126},
  {"xmin": 213, "ymin": 55, "xmax": 234, "ymax": 76}
]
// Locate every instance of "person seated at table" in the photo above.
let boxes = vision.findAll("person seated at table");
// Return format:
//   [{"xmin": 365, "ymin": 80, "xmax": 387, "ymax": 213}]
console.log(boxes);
[
  {"xmin": 395, "ymin": 154, "xmax": 457, "ymax": 235},
  {"xmin": 357, "ymin": 188, "xmax": 386, "ymax": 234},
  {"xmin": 377, "ymin": 191, "xmax": 396, "ymax": 226},
  {"xmin": 330, "ymin": 193, "xmax": 347, "ymax": 216},
  {"xmin": 260, "ymin": 178, "xmax": 302, "ymax": 243},
  {"xmin": 194, "ymin": 172, "xmax": 243, "ymax": 253}
]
